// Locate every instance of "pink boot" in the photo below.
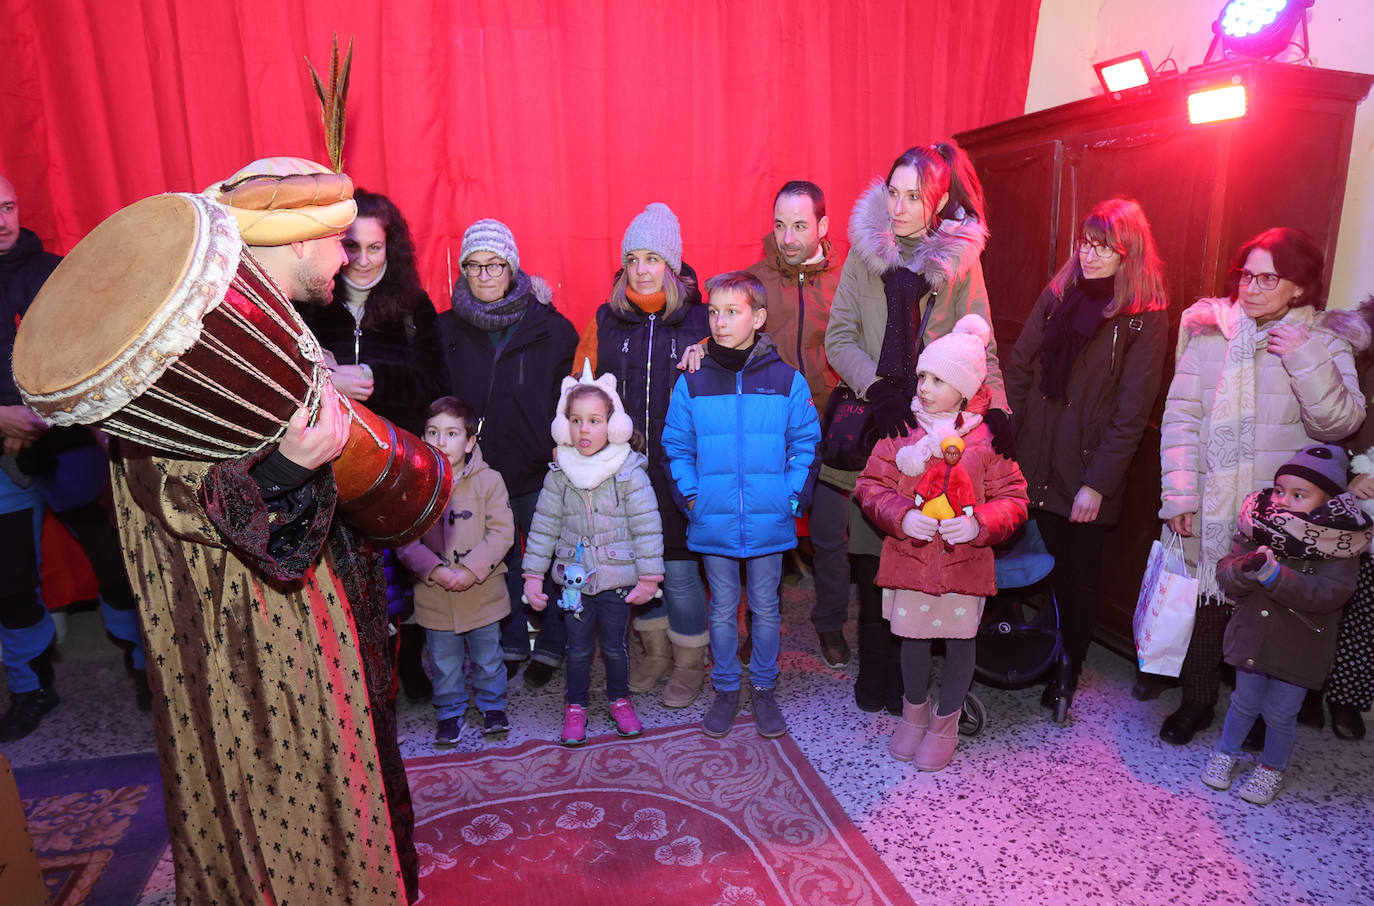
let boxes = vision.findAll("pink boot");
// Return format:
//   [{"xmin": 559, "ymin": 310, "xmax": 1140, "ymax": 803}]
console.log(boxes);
[
  {"xmin": 915, "ymin": 707, "xmax": 961, "ymax": 771},
  {"xmin": 889, "ymin": 697, "xmax": 930, "ymax": 762}
]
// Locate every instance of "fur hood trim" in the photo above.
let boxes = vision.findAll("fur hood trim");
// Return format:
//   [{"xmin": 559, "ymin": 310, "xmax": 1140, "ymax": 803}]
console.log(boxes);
[
  {"xmin": 1180, "ymin": 297, "xmax": 1372, "ymax": 353},
  {"xmin": 527, "ymin": 273, "xmax": 554, "ymax": 306},
  {"xmin": 847, "ymin": 178, "xmax": 988, "ymax": 287}
]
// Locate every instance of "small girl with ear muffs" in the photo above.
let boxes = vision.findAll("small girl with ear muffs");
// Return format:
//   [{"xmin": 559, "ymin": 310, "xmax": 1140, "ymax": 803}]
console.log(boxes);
[
  {"xmin": 854, "ymin": 315, "xmax": 1028, "ymax": 771},
  {"xmin": 521, "ymin": 362, "xmax": 665, "ymax": 746}
]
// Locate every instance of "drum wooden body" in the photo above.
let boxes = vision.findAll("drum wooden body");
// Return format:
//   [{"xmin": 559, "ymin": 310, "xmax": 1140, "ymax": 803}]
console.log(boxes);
[{"xmin": 14, "ymin": 192, "xmax": 450, "ymax": 546}]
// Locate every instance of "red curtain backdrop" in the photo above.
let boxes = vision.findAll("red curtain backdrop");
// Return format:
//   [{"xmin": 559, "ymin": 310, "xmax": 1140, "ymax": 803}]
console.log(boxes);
[{"xmin": 1, "ymin": 0, "xmax": 1040, "ymax": 329}]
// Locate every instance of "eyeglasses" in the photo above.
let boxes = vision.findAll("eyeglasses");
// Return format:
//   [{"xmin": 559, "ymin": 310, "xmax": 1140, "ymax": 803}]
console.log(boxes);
[
  {"xmin": 1076, "ymin": 239, "xmax": 1121, "ymax": 259},
  {"xmin": 1233, "ymin": 269, "xmax": 1283, "ymax": 291},
  {"xmin": 463, "ymin": 260, "xmax": 508, "ymax": 278}
]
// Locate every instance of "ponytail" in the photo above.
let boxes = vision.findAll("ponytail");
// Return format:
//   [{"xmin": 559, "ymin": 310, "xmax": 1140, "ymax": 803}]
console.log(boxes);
[{"xmin": 885, "ymin": 139, "xmax": 987, "ymax": 230}]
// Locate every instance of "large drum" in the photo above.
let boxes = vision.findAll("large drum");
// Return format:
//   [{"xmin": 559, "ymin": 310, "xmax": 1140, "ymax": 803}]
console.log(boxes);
[{"xmin": 13, "ymin": 192, "xmax": 450, "ymax": 547}]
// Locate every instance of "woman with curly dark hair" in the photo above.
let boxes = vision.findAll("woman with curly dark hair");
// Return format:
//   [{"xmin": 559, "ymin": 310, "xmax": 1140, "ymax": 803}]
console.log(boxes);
[{"xmin": 297, "ymin": 187, "xmax": 445, "ymax": 437}]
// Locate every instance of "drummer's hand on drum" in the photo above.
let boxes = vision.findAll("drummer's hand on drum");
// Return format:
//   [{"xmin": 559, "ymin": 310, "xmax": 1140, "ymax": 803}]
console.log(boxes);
[
  {"xmin": 330, "ymin": 364, "xmax": 374, "ymax": 402},
  {"xmin": 279, "ymin": 383, "xmax": 351, "ymax": 470},
  {"xmin": 0, "ymin": 404, "xmax": 49, "ymax": 446}
]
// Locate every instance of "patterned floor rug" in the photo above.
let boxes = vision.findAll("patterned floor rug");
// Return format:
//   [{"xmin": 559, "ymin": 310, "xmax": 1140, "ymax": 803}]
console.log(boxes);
[
  {"xmin": 15, "ymin": 752, "xmax": 168, "ymax": 906},
  {"xmin": 405, "ymin": 721, "xmax": 916, "ymax": 905}
]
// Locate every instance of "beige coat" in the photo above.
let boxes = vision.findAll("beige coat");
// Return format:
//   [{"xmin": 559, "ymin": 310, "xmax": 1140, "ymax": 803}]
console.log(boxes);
[
  {"xmin": 397, "ymin": 444, "xmax": 514, "ymax": 634},
  {"xmin": 824, "ymin": 179, "xmax": 1005, "ymax": 494},
  {"xmin": 1160, "ymin": 299, "xmax": 1367, "ymax": 577}
]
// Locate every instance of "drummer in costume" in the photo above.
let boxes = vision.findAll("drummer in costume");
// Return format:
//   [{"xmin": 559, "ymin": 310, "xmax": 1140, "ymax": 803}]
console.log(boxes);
[{"xmin": 37, "ymin": 159, "xmax": 415, "ymax": 902}]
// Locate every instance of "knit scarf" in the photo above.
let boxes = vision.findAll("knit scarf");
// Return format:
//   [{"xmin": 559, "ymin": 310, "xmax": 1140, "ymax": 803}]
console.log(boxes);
[
  {"xmin": 708, "ymin": 338, "xmax": 754, "ymax": 373},
  {"xmin": 875, "ymin": 267, "xmax": 933, "ymax": 397},
  {"xmin": 554, "ymin": 441, "xmax": 632, "ymax": 490},
  {"xmin": 1237, "ymin": 487, "xmax": 1372, "ymax": 561},
  {"xmin": 1037, "ymin": 276, "xmax": 1115, "ymax": 402},
  {"xmin": 1196, "ymin": 299, "xmax": 1260, "ymax": 605},
  {"xmin": 450, "ymin": 270, "xmax": 530, "ymax": 330},
  {"xmin": 894, "ymin": 402, "xmax": 982, "ymax": 478}
]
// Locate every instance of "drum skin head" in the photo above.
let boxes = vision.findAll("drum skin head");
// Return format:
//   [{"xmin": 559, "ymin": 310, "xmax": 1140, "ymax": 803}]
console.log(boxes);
[{"xmin": 14, "ymin": 195, "xmax": 200, "ymax": 395}]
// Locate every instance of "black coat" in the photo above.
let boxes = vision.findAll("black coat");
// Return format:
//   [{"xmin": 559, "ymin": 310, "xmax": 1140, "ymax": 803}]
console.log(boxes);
[
  {"xmin": 437, "ymin": 274, "xmax": 578, "ymax": 499},
  {"xmin": 296, "ymin": 290, "xmax": 445, "ymax": 436},
  {"xmin": 591, "ymin": 263, "xmax": 708, "ymax": 556},
  {"xmin": 1005, "ymin": 285, "xmax": 1167, "ymax": 525},
  {"xmin": 1, "ymin": 229, "xmax": 61, "ymax": 406}
]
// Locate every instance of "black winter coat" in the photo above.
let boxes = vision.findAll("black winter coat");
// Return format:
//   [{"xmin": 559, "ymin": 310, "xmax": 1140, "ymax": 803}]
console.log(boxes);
[
  {"xmin": 1005, "ymin": 285, "xmax": 1167, "ymax": 525},
  {"xmin": 296, "ymin": 291, "xmax": 445, "ymax": 436},
  {"xmin": 438, "ymin": 273, "xmax": 578, "ymax": 499},
  {"xmin": 591, "ymin": 265, "xmax": 708, "ymax": 557},
  {"xmin": 1, "ymin": 229, "xmax": 61, "ymax": 406}
]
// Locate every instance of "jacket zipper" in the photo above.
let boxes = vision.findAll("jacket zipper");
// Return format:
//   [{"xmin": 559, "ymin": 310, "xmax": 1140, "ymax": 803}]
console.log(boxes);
[
  {"xmin": 796, "ymin": 275, "xmax": 806, "ymax": 375},
  {"xmin": 644, "ymin": 314, "xmax": 656, "ymax": 434},
  {"xmin": 1110, "ymin": 323, "xmax": 1120, "ymax": 374},
  {"xmin": 736, "ymin": 369, "xmax": 746, "ymax": 551}
]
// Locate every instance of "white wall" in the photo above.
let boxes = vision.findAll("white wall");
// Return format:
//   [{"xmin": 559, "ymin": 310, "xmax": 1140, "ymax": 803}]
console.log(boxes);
[{"xmin": 1026, "ymin": 0, "xmax": 1374, "ymax": 308}]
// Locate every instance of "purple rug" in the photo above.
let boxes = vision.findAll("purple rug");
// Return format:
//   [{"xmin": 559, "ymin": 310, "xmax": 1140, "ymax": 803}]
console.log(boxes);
[{"xmin": 15, "ymin": 752, "xmax": 167, "ymax": 906}]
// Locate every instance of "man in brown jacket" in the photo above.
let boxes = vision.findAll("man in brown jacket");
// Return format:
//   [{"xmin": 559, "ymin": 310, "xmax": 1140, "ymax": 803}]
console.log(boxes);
[{"xmin": 744, "ymin": 181, "xmax": 849, "ymax": 667}]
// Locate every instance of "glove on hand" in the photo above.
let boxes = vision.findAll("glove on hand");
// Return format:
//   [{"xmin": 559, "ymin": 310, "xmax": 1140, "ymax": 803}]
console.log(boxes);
[
  {"xmin": 984, "ymin": 408, "xmax": 1016, "ymax": 459},
  {"xmin": 868, "ymin": 379, "xmax": 917, "ymax": 439},
  {"xmin": 901, "ymin": 509, "xmax": 939, "ymax": 541},
  {"xmin": 624, "ymin": 578, "xmax": 662, "ymax": 605},
  {"xmin": 523, "ymin": 576, "xmax": 549, "ymax": 610},
  {"xmin": 938, "ymin": 515, "xmax": 980, "ymax": 544},
  {"xmin": 1238, "ymin": 551, "xmax": 1269, "ymax": 575}
]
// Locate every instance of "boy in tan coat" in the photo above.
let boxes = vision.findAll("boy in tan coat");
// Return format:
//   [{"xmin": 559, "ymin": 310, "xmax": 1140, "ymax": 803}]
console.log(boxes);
[{"xmin": 398, "ymin": 397, "xmax": 516, "ymax": 742}]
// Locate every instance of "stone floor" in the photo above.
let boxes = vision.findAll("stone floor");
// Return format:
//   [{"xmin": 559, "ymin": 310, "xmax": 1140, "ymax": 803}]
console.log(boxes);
[{"xmin": 3, "ymin": 583, "xmax": 1372, "ymax": 905}]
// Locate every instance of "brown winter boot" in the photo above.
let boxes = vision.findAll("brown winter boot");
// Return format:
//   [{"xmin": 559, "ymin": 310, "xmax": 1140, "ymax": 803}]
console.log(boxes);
[
  {"xmin": 915, "ymin": 707, "xmax": 961, "ymax": 772},
  {"xmin": 889, "ymin": 697, "xmax": 930, "ymax": 762},
  {"xmin": 663, "ymin": 644, "xmax": 708, "ymax": 708},
  {"xmin": 628, "ymin": 629, "xmax": 673, "ymax": 693}
]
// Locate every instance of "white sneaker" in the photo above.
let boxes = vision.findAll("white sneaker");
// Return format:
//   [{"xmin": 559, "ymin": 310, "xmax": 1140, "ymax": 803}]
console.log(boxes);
[
  {"xmin": 1200, "ymin": 750, "xmax": 1241, "ymax": 791},
  {"xmin": 1238, "ymin": 765, "xmax": 1285, "ymax": 805}
]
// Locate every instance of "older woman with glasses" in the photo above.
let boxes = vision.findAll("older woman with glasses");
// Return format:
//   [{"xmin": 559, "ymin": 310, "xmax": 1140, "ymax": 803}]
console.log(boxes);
[
  {"xmin": 1005, "ymin": 198, "xmax": 1169, "ymax": 721},
  {"xmin": 1154, "ymin": 226, "xmax": 1367, "ymax": 746},
  {"xmin": 438, "ymin": 219, "xmax": 579, "ymax": 688}
]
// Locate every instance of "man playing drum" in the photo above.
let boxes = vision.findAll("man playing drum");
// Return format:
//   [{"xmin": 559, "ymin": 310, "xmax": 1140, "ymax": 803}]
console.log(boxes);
[{"xmin": 21, "ymin": 158, "xmax": 418, "ymax": 902}]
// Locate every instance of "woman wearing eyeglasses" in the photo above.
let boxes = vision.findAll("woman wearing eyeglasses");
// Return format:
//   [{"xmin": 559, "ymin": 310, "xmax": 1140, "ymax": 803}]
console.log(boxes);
[
  {"xmin": 1004, "ymin": 198, "xmax": 1169, "ymax": 720},
  {"xmin": 1155, "ymin": 226, "xmax": 1367, "ymax": 745},
  {"xmin": 438, "ymin": 218, "xmax": 579, "ymax": 686},
  {"xmin": 571, "ymin": 203, "xmax": 712, "ymax": 708}
]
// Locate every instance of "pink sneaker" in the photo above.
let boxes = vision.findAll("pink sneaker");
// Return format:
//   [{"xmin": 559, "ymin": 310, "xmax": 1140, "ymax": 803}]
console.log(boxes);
[
  {"xmin": 560, "ymin": 704, "xmax": 587, "ymax": 747},
  {"xmin": 609, "ymin": 697, "xmax": 643, "ymax": 738}
]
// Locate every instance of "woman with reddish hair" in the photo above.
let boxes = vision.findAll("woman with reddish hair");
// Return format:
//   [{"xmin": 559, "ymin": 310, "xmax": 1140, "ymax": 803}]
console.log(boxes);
[{"xmin": 1005, "ymin": 197, "xmax": 1170, "ymax": 718}]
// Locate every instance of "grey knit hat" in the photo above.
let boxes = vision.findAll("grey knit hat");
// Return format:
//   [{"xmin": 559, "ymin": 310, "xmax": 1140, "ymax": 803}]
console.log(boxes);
[
  {"xmin": 461, "ymin": 219, "xmax": 519, "ymax": 274},
  {"xmin": 621, "ymin": 202, "xmax": 682, "ymax": 273},
  {"xmin": 1276, "ymin": 444, "xmax": 1350, "ymax": 497}
]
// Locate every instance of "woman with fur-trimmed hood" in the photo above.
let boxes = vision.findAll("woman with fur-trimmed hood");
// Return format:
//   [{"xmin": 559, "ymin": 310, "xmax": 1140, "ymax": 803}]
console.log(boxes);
[
  {"xmin": 1155, "ymin": 227, "xmax": 1369, "ymax": 747},
  {"xmin": 824, "ymin": 140, "xmax": 1009, "ymax": 715}
]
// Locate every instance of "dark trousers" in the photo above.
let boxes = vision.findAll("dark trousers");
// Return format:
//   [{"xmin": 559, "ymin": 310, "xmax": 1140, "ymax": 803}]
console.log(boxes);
[
  {"xmin": 564, "ymin": 588, "xmax": 631, "ymax": 706},
  {"xmin": 500, "ymin": 490, "xmax": 566, "ymax": 665},
  {"xmin": 809, "ymin": 481, "xmax": 851, "ymax": 633},
  {"xmin": 1034, "ymin": 509, "xmax": 1107, "ymax": 670},
  {"xmin": 1180, "ymin": 601, "xmax": 1234, "ymax": 707}
]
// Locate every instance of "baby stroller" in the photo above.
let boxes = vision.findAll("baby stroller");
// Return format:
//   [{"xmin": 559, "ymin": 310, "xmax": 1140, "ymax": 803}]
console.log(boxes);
[{"xmin": 960, "ymin": 520, "xmax": 1074, "ymax": 734}]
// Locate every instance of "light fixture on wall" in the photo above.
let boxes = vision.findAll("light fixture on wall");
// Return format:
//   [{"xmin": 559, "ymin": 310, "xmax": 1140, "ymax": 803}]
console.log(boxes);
[
  {"xmin": 1204, "ymin": 0, "xmax": 1314, "ymax": 63},
  {"xmin": 1093, "ymin": 51, "xmax": 1155, "ymax": 99}
]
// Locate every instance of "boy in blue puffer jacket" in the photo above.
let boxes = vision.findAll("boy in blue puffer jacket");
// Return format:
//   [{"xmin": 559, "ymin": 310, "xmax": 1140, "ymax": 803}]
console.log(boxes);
[{"xmin": 663, "ymin": 271, "xmax": 821, "ymax": 739}]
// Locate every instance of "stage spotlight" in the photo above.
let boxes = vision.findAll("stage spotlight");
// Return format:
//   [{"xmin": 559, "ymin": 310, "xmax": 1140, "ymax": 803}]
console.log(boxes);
[
  {"xmin": 1188, "ymin": 82, "xmax": 1248, "ymax": 125},
  {"xmin": 1094, "ymin": 52, "xmax": 1154, "ymax": 98},
  {"xmin": 1208, "ymin": 0, "xmax": 1314, "ymax": 61}
]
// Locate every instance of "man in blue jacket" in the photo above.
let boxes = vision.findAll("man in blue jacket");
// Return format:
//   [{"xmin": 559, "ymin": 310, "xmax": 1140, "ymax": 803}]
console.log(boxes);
[{"xmin": 662, "ymin": 270, "xmax": 820, "ymax": 740}]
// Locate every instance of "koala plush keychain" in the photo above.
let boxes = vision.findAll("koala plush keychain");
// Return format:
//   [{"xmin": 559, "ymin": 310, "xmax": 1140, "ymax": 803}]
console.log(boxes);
[{"xmin": 559, "ymin": 539, "xmax": 595, "ymax": 620}]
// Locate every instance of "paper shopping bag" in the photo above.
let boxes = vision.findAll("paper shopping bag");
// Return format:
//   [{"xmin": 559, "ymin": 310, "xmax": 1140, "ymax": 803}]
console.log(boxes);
[{"xmin": 1133, "ymin": 530, "xmax": 1199, "ymax": 678}]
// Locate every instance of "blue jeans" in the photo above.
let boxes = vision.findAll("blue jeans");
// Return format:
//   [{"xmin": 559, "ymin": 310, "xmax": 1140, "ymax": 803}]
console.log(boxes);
[
  {"xmin": 427, "ymin": 623, "xmax": 506, "ymax": 719},
  {"xmin": 636, "ymin": 557, "xmax": 709, "ymax": 644},
  {"xmin": 1219, "ymin": 667, "xmax": 1308, "ymax": 770},
  {"xmin": 500, "ymin": 490, "xmax": 566, "ymax": 666},
  {"xmin": 564, "ymin": 588, "xmax": 632, "ymax": 706},
  {"xmin": 703, "ymin": 553, "xmax": 783, "ymax": 691}
]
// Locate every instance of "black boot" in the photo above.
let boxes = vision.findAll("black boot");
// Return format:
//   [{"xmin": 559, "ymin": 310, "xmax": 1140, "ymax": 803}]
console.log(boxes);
[
  {"xmin": 1160, "ymin": 701, "xmax": 1214, "ymax": 745},
  {"xmin": 1297, "ymin": 689, "xmax": 1325, "ymax": 729},
  {"xmin": 397, "ymin": 623, "xmax": 432, "ymax": 702},
  {"xmin": 0, "ymin": 648, "xmax": 59, "ymax": 742},
  {"xmin": 1329, "ymin": 700, "xmax": 1367, "ymax": 741},
  {"xmin": 854, "ymin": 623, "xmax": 889, "ymax": 712}
]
